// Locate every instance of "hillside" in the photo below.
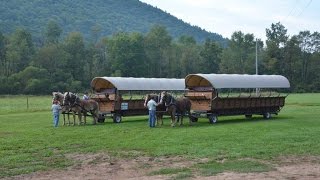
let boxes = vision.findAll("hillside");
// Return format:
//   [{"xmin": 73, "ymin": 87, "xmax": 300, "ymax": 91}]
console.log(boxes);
[{"xmin": 0, "ymin": 0, "xmax": 228, "ymax": 46}]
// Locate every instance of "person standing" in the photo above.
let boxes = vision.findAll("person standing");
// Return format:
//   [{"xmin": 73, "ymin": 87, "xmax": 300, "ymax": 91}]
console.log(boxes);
[
  {"xmin": 51, "ymin": 100, "xmax": 61, "ymax": 127},
  {"xmin": 147, "ymin": 96, "xmax": 158, "ymax": 128}
]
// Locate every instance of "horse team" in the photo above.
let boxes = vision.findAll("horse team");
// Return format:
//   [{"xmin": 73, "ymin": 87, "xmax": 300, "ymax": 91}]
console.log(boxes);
[
  {"xmin": 52, "ymin": 92, "xmax": 99, "ymax": 126},
  {"xmin": 53, "ymin": 91, "xmax": 192, "ymax": 127}
]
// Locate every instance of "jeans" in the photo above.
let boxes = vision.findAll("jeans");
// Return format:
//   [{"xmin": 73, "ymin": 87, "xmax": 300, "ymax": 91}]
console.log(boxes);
[
  {"xmin": 148, "ymin": 110, "xmax": 156, "ymax": 127},
  {"xmin": 53, "ymin": 113, "xmax": 59, "ymax": 127}
]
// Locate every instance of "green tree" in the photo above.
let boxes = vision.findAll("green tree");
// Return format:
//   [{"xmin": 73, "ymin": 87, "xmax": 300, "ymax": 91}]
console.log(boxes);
[
  {"xmin": 264, "ymin": 22, "xmax": 288, "ymax": 74},
  {"xmin": 5, "ymin": 29, "xmax": 34, "ymax": 76},
  {"xmin": 200, "ymin": 38, "xmax": 222, "ymax": 74},
  {"xmin": 0, "ymin": 32, "xmax": 7, "ymax": 77},
  {"xmin": 63, "ymin": 32, "xmax": 86, "ymax": 82},
  {"xmin": 173, "ymin": 35, "xmax": 201, "ymax": 77},
  {"xmin": 144, "ymin": 25, "xmax": 172, "ymax": 77},
  {"xmin": 106, "ymin": 32, "xmax": 147, "ymax": 77},
  {"xmin": 45, "ymin": 20, "xmax": 63, "ymax": 44},
  {"xmin": 297, "ymin": 31, "xmax": 320, "ymax": 91}
]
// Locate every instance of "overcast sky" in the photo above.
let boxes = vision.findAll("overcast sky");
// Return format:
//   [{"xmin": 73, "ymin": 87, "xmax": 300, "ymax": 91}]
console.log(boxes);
[{"xmin": 139, "ymin": 0, "xmax": 319, "ymax": 41}]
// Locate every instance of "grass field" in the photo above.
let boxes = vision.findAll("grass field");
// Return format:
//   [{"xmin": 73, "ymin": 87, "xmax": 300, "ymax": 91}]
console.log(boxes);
[{"xmin": 0, "ymin": 94, "xmax": 319, "ymax": 178}]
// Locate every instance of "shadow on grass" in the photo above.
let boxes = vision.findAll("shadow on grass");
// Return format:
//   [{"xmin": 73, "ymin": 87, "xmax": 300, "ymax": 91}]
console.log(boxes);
[{"xmin": 93, "ymin": 115, "xmax": 294, "ymax": 128}]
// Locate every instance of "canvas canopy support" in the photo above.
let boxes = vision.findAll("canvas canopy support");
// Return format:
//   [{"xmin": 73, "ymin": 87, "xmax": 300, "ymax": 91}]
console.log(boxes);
[
  {"xmin": 185, "ymin": 74, "xmax": 290, "ymax": 89},
  {"xmin": 91, "ymin": 77, "xmax": 186, "ymax": 92}
]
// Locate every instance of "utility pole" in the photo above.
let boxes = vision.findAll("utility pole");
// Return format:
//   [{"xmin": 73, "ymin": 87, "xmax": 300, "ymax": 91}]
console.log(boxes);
[
  {"xmin": 255, "ymin": 38, "xmax": 259, "ymax": 96},
  {"xmin": 256, "ymin": 38, "xmax": 258, "ymax": 75}
]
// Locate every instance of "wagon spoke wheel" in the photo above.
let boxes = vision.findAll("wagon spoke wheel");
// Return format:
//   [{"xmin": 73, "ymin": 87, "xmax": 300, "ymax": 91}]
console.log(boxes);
[
  {"xmin": 97, "ymin": 116, "xmax": 105, "ymax": 123},
  {"xmin": 263, "ymin": 112, "xmax": 271, "ymax": 119},
  {"xmin": 113, "ymin": 114, "xmax": 122, "ymax": 123},
  {"xmin": 208, "ymin": 114, "xmax": 218, "ymax": 124},
  {"xmin": 245, "ymin": 114, "xmax": 252, "ymax": 119}
]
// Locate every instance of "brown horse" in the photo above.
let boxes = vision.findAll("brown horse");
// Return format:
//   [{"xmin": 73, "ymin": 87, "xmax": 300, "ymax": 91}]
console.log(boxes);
[
  {"xmin": 159, "ymin": 91, "xmax": 192, "ymax": 127},
  {"xmin": 144, "ymin": 93, "xmax": 166, "ymax": 126},
  {"xmin": 63, "ymin": 92, "xmax": 99, "ymax": 125},
  {"xmin": 52, "ymin": 92, "xmax": 82, "ymax": 126}
]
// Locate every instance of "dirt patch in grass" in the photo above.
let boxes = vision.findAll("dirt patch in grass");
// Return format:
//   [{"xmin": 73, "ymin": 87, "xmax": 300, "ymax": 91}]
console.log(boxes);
[{"xmin": 4, "ymin": 154, "xmax": 320, "ymax": 180}]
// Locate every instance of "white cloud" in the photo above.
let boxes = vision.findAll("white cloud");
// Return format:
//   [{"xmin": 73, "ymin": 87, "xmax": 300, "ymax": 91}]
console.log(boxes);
[{"xmin": 140, "ymin": 0, "xmax": 320, "ymax": 41}]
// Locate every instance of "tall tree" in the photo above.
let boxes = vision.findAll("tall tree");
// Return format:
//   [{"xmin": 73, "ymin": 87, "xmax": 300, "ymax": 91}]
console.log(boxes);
[
  {"xmin": 45, "ymin": 20, "xmax": 63, "ymax": 44},
  {"xmin": 63, "ymin": 32, "xmax": 86, "ymax": 82},
  {"xmin": 175, "ymin": 35, "xmax": 201, "ymax": 77},
  {"xmin": 0, "ymin": 32, "xmax": 7, "ymax": 76},
  {"xmin": 106, "ymin": 32, "xmax": 147, "ymax": 77},
  {"xmin": 200, "ymin": 38, "xmax": 222, "ymax": 74},
  {"xmin": 5, "ymin": 29, "xmax": 34, "ymax": 75},
  {"xmin": 144, "ymin": 25, "xmax": 172, "ymax": 77},
  {"xmin": 219, "ymin": 31, "xmax": 258, "ymax": 74},
  {"xmin": 264, "ymin": 22, "xmax": 288, "ymax": 74}
]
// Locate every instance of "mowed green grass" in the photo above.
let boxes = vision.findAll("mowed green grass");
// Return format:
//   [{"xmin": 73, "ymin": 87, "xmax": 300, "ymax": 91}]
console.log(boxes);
[{"xmin": 0, "ymin": 94, "xmax": 319, "ymax": 178}]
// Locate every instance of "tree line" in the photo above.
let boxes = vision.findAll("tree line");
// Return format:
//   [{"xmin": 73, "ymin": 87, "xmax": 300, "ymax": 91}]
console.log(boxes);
[{"xmin": 0, "ymin": 21, "xmax": 319, "ymax": 94}]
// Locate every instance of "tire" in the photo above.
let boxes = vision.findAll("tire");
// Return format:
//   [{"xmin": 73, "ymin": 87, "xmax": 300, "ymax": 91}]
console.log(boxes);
[
  {"xmin": 245, "ymin": 114, "xmax": 252, "ymax": 119},
  {"xmin": 113, "ymin": 114, "xmax": 122, "ymax": 123},
  {"xmin": 190, "ymin": 113, "xmax": 198, "ymax": 122},
  {"xmin": 263, "ymin": 112, "xmax": 271, "ymax": 119},
  {"xmin": 191, "ymin": 116, "xmax": 198, "ymax": 122},
  {"xmin": 209, "ymin": 115, "xmax": 218, "ymax": 124},
  {"xmin": 97, "ymin": 117, "xmax": 105, "ymax": 123}
]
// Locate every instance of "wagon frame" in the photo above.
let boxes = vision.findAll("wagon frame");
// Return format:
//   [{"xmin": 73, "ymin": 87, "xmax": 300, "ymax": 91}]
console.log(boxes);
[
  {"xmin": 185, "ymin": 74, "xmax": 290, "ymax": 123},
  {"xmin": 90, "ymin": 77, "xmax": 185, "ymax": 123}
]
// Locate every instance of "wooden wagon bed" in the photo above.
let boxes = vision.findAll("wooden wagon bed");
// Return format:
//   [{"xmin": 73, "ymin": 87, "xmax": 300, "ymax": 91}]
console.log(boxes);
[{"xmin": 185, "ymin": 74, "xmax": 290, "ymax": 123}]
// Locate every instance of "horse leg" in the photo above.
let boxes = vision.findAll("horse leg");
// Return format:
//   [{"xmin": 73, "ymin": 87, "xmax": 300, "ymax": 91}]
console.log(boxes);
[
  {"xmin": 171, "ymin": 109, "xmax": 177, "ymax": 127},
  {"xmin": 83, "ymin": 112, "xmax": 87, "ymax": 125},
  {"xmin": 63, "ymin": 113, "xmax": 66, "ymax": 126},
  {"xmin": 160, "ymin": 114, "xmax": 163, "ymax": 126},
  {"xmin": 67, "ymin": 111, "xmax": 71, "ymax": 126},
  {"xmin": 72, "ymin": 111, "xmax": 76, "ymax": 126},
  {"xmin": 171, "ymin": 114, "xmax": 176, "ymax": 127},
  {"xmin": 77, "ymin": 111, "xmax": 82, "ymax": 125},
  {"xmin": 188, "ymin": 111, "xmax": 193, "ymax": 126},
  {"xmin": 91, "ymin": 111, "xmax": 97, "ymax": 125},
  {"xmin": 180, "ymin": 115, "xmax": 183, "ymax": 126}
]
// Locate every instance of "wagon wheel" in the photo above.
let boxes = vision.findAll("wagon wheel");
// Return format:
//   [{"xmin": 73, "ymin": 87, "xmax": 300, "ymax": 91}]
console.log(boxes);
[
  {"xmin": 97, "ymin": 116, "xmax": 105, "ymax": 123},
  {"xmin": 113, "ymin": 114, "xmax": 122, "ymax": 123},
  {"xmin": 191, "ymin": 113, "xmax": 199, "ymax": 122},
  {"xmin": 245, "ymin": 114, "xmax": 252, "ymax": 119},
  {"xmin": 208, "ymin": 115, "xmax": 218, "ymax": 124},
  {"xmin": 263, "ymin": 112, "xmax": 271, "ymax": 119}
]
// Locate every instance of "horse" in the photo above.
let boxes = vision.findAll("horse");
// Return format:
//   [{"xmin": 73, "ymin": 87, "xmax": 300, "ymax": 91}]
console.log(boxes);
[
  {"xmin": 52, "ymin": 92, "xmax": 82, "ymax": 126},
  {"xmin": 63, "ymin": 92, "xmax": 99, "ymax": 125},
  {"xmin": 144, "ymin": 93, "xmax": 166, "ymax": 126},
  {"xmin": 159, "ymin": 91, "xmax": 192, "ymax": 127}
]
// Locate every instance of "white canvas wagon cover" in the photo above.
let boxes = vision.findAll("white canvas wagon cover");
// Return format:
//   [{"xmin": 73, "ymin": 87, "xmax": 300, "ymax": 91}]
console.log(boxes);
[
  {"xmin": 185, "ymin": 74, "xmax": 290, "ymax": 89},
  {"xmin": 91, "ymin": 77, "xmax": 185, "ymax": 91}
]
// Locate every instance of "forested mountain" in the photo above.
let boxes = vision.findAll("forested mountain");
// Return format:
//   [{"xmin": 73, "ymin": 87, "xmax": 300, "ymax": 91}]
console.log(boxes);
[{"xmin": 0, "ymin": 0, "xmax": 227, "ymax": 46}]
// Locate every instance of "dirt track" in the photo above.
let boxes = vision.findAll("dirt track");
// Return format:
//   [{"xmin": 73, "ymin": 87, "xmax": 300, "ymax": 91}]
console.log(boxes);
[{"xmin": 4, "ymin": 153, "xmax": 320, "ymax": 180}]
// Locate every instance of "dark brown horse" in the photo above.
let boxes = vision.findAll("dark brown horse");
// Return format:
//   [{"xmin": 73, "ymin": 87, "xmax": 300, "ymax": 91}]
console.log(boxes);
[
  {"xmin": 63, "ymin": 92, "xmax": 99, "ymax": 125},
  {"xmin": 144, "ymin": 93, "xmax": 166, "ymax": 126},
  {"xmin": 52, "ymin": 92, "xmax": 82, "ymax": 126},
  {"xmin": 159, "ymin": 91, "xmax": 192, "ymax": 127}
]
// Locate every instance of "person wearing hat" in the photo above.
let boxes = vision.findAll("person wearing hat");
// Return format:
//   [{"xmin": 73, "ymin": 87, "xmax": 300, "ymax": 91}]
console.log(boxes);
[{"xmin": 51, "ymin": 100, "xmax": 61, "ymax": 127}]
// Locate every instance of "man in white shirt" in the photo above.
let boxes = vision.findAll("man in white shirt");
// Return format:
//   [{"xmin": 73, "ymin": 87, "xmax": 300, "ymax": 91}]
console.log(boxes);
[{"xmin": 146, "ymin": 96, "xmax": 158, "ymax": 127}]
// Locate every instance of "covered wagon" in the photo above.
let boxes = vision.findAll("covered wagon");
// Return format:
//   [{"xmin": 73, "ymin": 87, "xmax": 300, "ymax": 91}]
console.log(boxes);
[
  {"xmin": 90, "ymin": 77, "xmax": 185, "ymax": 123},
  {"xmin": 185, "ymin": 74, "xmax": 290, "ymax": 123}
]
